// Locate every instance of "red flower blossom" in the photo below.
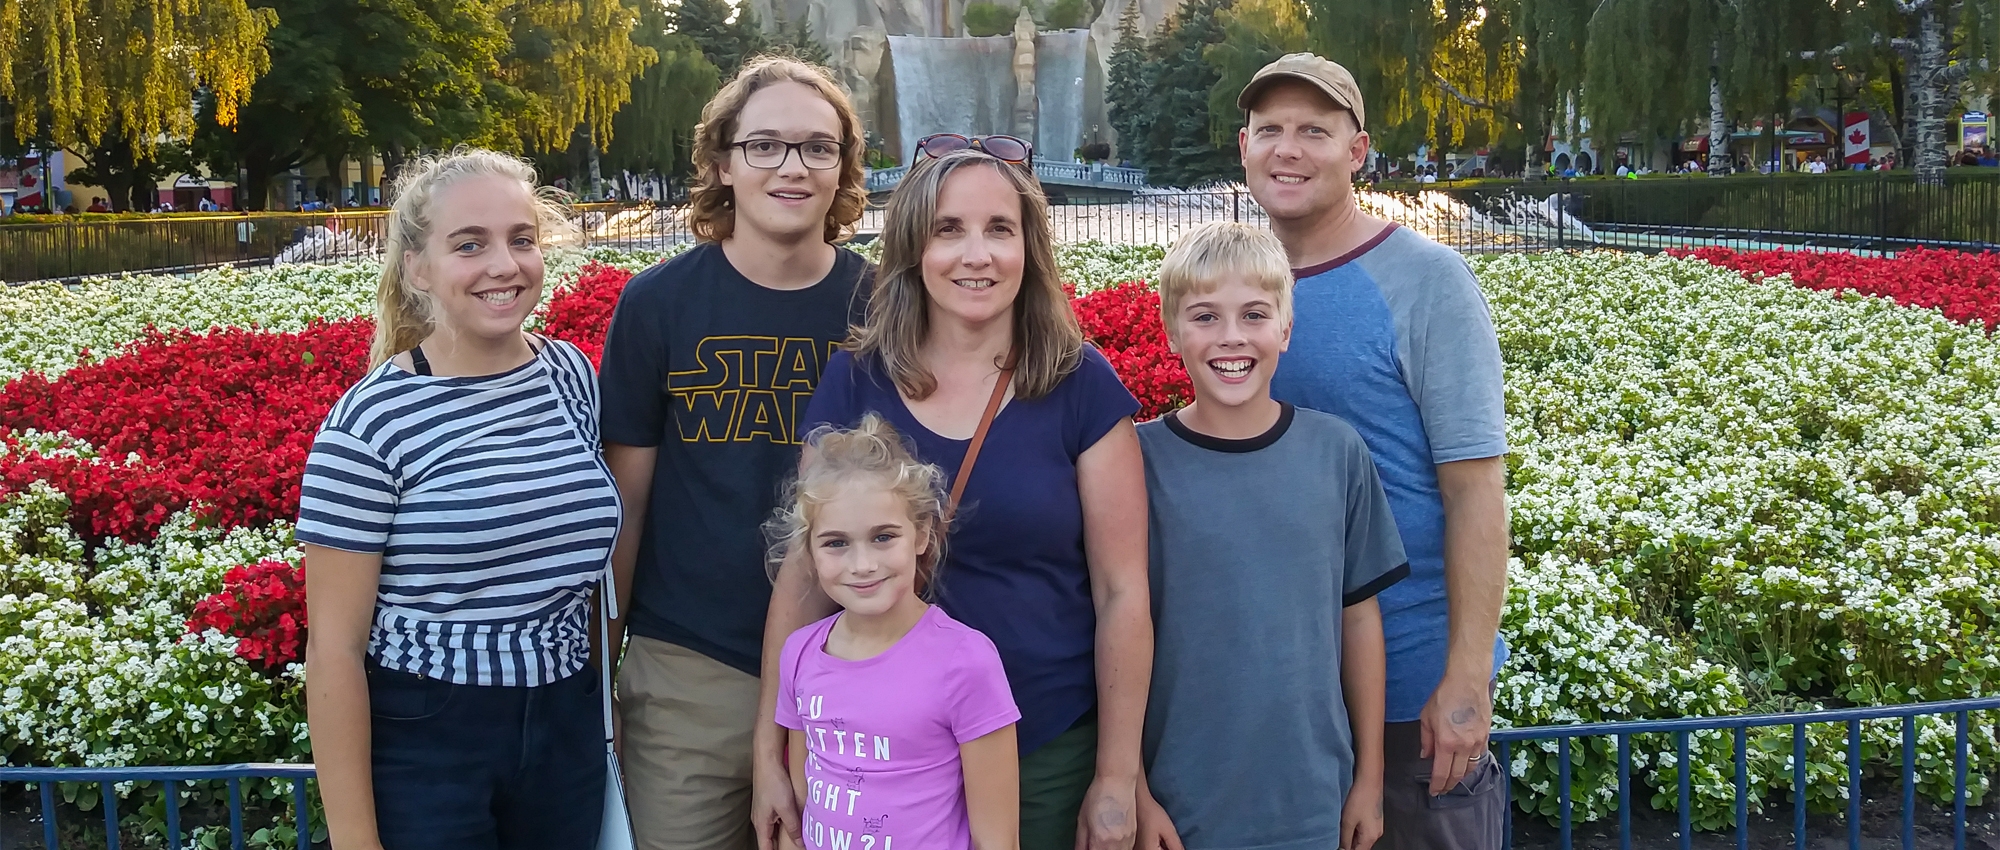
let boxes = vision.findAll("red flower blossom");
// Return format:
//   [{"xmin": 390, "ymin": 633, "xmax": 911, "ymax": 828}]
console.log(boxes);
[
  {"xmin": 541, "ymin": 262, "xmax": 637, "ymax": 367},
  {"xmin": 1071, "ymin": 282, "xmax": 1191, "ymax": 421},
  {"xmin": 186, "ymin": 559, "xmax": 309, "ymax": 673}
]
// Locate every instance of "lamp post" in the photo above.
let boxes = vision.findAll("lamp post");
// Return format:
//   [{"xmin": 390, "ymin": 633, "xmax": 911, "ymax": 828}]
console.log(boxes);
[{"xmin": 1821, "ymin": 60, "xmax": 1864, "ymax": 170}]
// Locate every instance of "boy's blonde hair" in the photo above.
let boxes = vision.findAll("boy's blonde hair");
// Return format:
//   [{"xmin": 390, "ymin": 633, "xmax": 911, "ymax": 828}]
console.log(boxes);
[
  {"xmin": 1156, "ymin": 222, "xmax": 1295, "ymax": 340},
  {"xmin": 764, "ymin": 413, "xmax": 950, "ymax": 597},
  {"xmin": 370, "ymin": 147, "xmax": 575, "ymax": 366}
]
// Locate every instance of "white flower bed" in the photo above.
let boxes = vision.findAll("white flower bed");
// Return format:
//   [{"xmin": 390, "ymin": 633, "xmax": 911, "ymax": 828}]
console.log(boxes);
[
  {"xmin": 0, "ymin": 478, "xmax": 308, "ymax": 769},
  {"xmin": 1479, "ymin": 251, "xmax": 2000, "ymax": 824}
]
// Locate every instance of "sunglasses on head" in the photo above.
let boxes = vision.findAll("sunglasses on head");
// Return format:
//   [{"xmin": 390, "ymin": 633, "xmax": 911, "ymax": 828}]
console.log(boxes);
[{"xmin": 917, "ymin": 134, "xmax": 1034, "ymax": 165}]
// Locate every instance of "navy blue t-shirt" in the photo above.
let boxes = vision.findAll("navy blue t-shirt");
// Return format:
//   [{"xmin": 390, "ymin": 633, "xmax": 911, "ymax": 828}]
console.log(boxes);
[
  {"xmin": 803, "ymin": 345, "xmax": 1139, "ymax": 754},
  {"xmin": 599, "ymin": 243, "xmax": 872, "ymax": 675}
]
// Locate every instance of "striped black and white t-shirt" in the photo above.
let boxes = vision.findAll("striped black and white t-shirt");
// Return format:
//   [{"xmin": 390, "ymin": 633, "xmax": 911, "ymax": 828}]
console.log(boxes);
[{"xmin": 295, "ymin": 338, "xmax": 621, "ymax": 687}]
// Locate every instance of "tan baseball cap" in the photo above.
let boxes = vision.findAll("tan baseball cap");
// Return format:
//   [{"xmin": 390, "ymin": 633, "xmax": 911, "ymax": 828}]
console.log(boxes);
[{"xmin": 1237, "ymin": 53, "xmax": 1365, "ymax": 130}]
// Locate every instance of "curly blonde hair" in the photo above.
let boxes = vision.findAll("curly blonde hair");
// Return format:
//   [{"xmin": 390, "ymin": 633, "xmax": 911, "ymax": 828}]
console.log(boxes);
[
  {"xmin": 370, "ymin": 147, "xmax": 575, "ymax": 366},
  {"xmin": 688, "ymin": 55, "xmax": 868, "ymax": 244},
  {"xmin": 764, "ymin": 414, "xmax": 949, "ymax": 597}
]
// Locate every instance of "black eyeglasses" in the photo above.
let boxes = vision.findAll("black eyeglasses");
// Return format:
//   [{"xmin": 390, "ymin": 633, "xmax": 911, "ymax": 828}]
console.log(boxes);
[
  {"xmin": 728, "ymin": 138, "xmax": 847, "ymax": 170},
  {"xmin": 917, "ymin": 134, "xmax": 1033, "ymax": 165}
]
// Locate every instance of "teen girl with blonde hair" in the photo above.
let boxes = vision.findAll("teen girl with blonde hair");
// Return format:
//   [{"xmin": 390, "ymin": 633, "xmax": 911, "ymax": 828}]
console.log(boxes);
[{"xmin": 300, "ymin": 147, "xmax": 622, "ymax": 850}]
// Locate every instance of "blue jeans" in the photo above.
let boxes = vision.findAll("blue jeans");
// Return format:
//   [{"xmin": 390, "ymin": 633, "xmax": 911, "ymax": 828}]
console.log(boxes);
[{"xmin": 368, "ymin": 660, "xmax": 605, "ymax": 850}]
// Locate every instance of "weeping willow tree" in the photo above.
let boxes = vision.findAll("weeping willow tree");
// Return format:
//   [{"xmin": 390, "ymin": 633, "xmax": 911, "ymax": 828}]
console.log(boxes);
[
  {"xmin": 1520, "ymin": 0, "xmax": 1839, "ymax": 174},
  {"xmin": 0, "ymin": 0, "xmax": 276, "ymax": 148},
  {"xmin": 500, "ymin": 0, "xmax": 658, "ymax": 195},
  {"xmin": 606, "ymin": 23, "xmax": 720, "ymax": 185},
  {"xmin": 1304, "ymin": 0, "xmax": 1523, "ymax": 157},
  {"xmin": 1202, "ymin": 0, "xmax": 1307, "ymax": 143}
]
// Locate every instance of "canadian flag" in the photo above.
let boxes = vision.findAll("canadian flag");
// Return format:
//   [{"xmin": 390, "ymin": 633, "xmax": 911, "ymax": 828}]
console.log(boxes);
[{"xmin": 1844, "ymin": 112, "xmax": 1871, "ymax": 165}]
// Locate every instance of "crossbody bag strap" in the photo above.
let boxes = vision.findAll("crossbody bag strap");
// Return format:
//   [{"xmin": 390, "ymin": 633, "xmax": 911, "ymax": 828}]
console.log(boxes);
[
  {"xmin": 598, "ymin": 579, "xmax": 616, "ymax": 749},
  {"xmin": 945, "ymin": 359, "xmax": 1014, "ymax": 523}
]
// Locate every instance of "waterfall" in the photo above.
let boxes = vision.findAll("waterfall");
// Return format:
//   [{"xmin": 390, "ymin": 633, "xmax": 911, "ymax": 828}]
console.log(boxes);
[
  {"xmin": 887, "ymin": 35, "xmax": 1018, "ymax": 164},
  {"xmin": 1034, "ymin": 29, "xmax": 1089, "ymax": 162}
]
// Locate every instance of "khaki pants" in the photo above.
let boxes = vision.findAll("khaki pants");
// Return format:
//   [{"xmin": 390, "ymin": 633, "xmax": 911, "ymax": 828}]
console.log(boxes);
[{"xmin": 618, "ymin": 636, "xmax": 762, "ymax": 850}]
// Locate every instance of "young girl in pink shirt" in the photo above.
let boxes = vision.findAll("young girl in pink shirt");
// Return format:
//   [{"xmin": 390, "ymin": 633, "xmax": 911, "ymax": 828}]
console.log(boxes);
[{"xmin": 769, "ymin": 414, "xmax": 1022, "ymax": 850}]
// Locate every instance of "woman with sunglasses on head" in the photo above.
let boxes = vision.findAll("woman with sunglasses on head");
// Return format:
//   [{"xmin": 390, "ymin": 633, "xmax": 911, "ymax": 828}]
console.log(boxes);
[{"xmin": 757, "ymin": 140, "xmax": 1160, "ymax": 850}]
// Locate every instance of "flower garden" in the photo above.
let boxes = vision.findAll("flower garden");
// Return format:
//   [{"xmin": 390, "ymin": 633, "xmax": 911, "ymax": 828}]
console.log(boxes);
[{"xmin": 4, "ymin": 241, "xmax": 2000, "ymax": 841}]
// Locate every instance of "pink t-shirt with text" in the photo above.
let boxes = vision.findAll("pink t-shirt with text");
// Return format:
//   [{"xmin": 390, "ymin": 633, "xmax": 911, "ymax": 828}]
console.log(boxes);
[{"xmin": 776, "ymin": 604, "xmax": 1021, "ymax": 850}]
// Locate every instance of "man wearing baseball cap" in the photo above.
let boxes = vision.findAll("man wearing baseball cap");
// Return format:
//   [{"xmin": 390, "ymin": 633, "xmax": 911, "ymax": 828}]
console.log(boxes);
[{"xmin": 1222, "ymin": 53, "xmax": 1508, "ymax": 849}]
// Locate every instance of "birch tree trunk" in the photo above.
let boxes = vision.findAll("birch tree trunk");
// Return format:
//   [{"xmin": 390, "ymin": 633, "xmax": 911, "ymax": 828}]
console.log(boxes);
[
  {"xmin": 1912, "ymin": 1, "xmax": 1949, "ymax": 184},
  {"xmin": 587, "ymin": 130, "xmax": 605, "ymax": 201},
  {"xmin": 1707, "ymin": 37, "xmax": 1730, "ymax": 175}
]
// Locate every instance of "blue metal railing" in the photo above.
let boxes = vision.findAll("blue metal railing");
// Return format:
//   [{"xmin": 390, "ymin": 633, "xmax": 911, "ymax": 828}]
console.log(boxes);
[
  {"xmin": 864, "ymin": 166, "xmax": 907, "ymax": 192},
  {"xmin": 0, "ymin": 763, "xmax": 316, "ymax": 850},
  {"xmin": 5, "ymin": 697, "xmax": 1995, "ymax": 849},
  {"xmin": 1491, "ymin": 695, "xmax": 2000, "ymax": 850},
  {"xmin": 863, "ymin": 162, "xmax": 1149, "ymax": 193}
]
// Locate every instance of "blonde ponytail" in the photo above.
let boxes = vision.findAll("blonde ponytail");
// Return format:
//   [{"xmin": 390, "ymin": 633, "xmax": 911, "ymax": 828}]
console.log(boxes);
[{"xmin": 369, "ymin": 147, "xmax": 578, "ymax": 367}]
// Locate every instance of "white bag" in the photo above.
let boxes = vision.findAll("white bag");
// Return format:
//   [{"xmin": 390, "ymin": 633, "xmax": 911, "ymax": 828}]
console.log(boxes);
[{"xmin": 597, "ymin": 579, "xmax": 636, "ymax": 850}]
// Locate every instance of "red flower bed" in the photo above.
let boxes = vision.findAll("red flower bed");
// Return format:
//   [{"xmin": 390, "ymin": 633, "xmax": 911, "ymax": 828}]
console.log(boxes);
[
  {"xmin": 1675, "ymin": 246, "xmax": 2000, "ymax": 330},
  {"xmin": 186, "ymin": 559, "xmax": 309, "ymax": 672},
  {"xmin": 1071, "ymin": 282, "xmax": 1190, "ymax": 421},
  {"xmin": 0, "ymin": 320, "xmax": 372, "ymax": 541},
  {"xmin": 0, "ymin": 261, "xmax": 1186, "ymax": 547},
  {"xmin": 541, "ymin": 262, "xmax": 632, "ymax": 367}
]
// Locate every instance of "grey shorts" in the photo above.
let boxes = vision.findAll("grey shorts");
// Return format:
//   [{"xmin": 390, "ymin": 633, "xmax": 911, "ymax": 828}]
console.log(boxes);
[{"xmin": 1379, "ymin": 719, "xmax": 1505, "ymax": 850}]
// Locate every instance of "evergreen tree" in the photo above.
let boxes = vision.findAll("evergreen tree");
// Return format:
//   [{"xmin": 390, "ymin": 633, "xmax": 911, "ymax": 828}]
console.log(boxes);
[
  {"xmin": 1135, "ymin": 0, "xmax": 1238, "ymax": 187},
  {"xmin": 770, "ymin": 6, "xmax": 833, "ymax": 66},
  {"xmin": 1106, "ymin": 0, "xmax": 1152, "ymax": 161},
  {"xmin": 674, "ymin": 0, "xmax": 769, "ymax": 79}
]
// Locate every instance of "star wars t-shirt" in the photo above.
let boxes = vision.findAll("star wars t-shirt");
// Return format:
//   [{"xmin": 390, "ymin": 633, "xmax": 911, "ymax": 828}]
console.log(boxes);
[{"xmin": 598, "ymin": 242, "xmax": 872, "ymax": 673}]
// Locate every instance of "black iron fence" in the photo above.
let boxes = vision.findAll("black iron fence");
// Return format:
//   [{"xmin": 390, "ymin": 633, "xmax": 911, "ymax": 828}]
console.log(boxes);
[
  {"xmin": 10, "ymin": 173, "xmax": 2000, "ymax": 283},
  {"xmin": 0, "ymin": 203, "xmax": 700, "ymax": 285},
  {"xmin": 1402, "ymin": 170, "xmax": 2000, "ymax": 253}
]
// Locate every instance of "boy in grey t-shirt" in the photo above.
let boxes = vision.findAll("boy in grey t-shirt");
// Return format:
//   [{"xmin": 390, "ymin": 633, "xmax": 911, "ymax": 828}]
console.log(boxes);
[{"xmin": 1134, "ymin": 222, "xmax": 1408, "ymax": 850}]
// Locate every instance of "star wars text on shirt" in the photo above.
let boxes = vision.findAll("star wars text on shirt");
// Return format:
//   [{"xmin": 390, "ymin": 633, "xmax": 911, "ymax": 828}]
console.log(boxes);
[{"xmin": 669, "ymin": 337, "xmax": 843, "ymax": 444}]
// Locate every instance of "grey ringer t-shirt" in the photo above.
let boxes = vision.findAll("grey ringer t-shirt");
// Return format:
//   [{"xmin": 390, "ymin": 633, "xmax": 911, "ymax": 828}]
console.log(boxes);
[{"xmin": 1138, "ymin": 404, "xmax": 1408, "ymax": 850}]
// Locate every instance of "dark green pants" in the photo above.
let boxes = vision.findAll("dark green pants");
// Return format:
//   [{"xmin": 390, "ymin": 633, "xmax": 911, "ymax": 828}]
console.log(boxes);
[{"xmin": 1019, "ymin": 718, "xmax": 1098, "ymax": 850}]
